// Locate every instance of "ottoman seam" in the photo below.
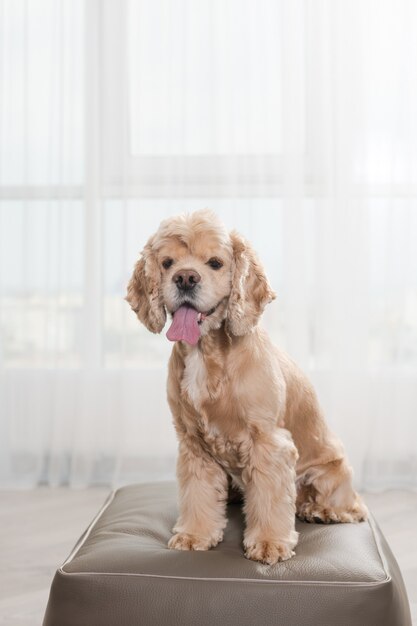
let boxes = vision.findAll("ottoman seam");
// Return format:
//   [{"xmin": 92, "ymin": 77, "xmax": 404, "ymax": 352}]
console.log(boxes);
[
  {"xmin": 60, "ymin": 487, "xmax": 390, "ymax": 587},
  {"xmin": 61, "ymin": 489, "xmax": 116, "ymax": 569},
  {"xmin": 366, "ymin": 513, "xmax": 391, "ymax": 583},
  {"xmin": 57, "ymin": 570, "xmax": 391, "ymax": 587}
]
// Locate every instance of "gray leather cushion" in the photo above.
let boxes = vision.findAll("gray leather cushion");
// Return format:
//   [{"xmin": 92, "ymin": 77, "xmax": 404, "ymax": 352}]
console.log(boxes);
[{"xmin": 43, "ymin": 481, "xmax": 411, "ymax": 626}]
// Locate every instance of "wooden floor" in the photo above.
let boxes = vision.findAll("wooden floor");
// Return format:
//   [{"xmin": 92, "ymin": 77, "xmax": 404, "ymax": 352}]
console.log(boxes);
[{"xmin": 0, "ymin": 488, "xmax": 416, "ymax": 626}]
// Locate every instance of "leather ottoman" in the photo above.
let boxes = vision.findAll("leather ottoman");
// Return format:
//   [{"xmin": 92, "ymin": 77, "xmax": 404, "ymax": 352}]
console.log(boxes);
[{"xmin": 43, "ymin": 482, "xmax": 411, "ymax": 626}]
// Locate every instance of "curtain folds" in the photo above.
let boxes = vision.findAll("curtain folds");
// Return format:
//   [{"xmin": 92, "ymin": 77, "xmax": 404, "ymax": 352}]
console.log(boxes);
[{"xmin": 0, "ymin": 0, "xmax": 416, "ymax": 488}]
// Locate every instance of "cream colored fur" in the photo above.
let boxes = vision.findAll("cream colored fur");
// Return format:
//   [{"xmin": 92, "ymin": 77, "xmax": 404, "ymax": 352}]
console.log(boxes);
[{"xmin": 126, "ymin": 210, "xmax": 367, "ymax": 564}]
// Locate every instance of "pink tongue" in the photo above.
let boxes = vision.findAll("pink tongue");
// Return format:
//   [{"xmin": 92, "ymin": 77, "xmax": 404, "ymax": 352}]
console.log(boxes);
[{"xmin": 166, "ymin": 305, "xmax": 201, "ymax": 346}]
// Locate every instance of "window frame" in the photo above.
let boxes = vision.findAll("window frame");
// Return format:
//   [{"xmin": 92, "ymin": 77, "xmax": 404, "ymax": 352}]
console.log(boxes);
[{"xmin": 99, "ymin": 0, "xmax": 295, "ymax": 198}]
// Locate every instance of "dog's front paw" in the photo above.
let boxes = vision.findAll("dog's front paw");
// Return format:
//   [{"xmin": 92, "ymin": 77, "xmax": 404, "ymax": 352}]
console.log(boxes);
[
  {"xmin": 244, "ymin": 539, "xmax": 295, "ymax": 564},
  {"xmin": 168, "ymin": 531, "xmax": 222, "ymax": 551}
]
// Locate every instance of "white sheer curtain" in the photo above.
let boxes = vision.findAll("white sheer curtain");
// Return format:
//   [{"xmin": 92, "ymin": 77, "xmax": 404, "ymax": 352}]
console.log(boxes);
[{"xmin": 1, "ymin": 0, "xmax": 416, "ymax": 489}]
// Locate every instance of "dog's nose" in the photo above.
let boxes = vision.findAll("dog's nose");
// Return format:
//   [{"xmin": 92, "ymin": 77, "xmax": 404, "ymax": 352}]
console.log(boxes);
[{"xmin": 172, "ymin": 269, "xmax": 201, "ymax": 291}]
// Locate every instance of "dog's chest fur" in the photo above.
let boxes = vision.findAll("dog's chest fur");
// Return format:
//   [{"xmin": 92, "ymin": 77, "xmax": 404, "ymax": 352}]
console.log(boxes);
[
  {"xmin": 180, "ymin": 347, "xmax": 247, "ymax": 474},
  {"xmin": 181, "ymin": 348, "xmax": 209, "ymax": 409}
]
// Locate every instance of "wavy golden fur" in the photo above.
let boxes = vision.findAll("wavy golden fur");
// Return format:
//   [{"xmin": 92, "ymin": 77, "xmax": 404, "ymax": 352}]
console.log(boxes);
[{"xmin": 126, "ymin": 210, "xmax": 367, "ymax": 564}]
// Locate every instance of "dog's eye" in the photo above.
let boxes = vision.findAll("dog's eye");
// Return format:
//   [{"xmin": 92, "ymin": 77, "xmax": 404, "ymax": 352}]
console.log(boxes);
[
  {"xmin": 162, "ymin": 258, "xmax": 173, "ymax": 270},
  {"xmin": 207, "ymin": 257, "xmax": 223, "ymax": 270}
]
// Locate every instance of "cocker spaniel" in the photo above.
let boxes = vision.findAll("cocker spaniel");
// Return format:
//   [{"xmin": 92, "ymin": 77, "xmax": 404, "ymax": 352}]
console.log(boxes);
[{"xmin": 126, "ymin": 210, "xmax": 367, "ymax": 564}]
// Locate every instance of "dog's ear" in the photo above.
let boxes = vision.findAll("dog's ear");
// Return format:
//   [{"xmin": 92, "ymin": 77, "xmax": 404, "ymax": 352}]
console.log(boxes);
[
  {"xmin": 226, "ymin": 231, "xmax": 276, "ymax": 336},
  {"xmin": 125, "ymin": 237, "xmax": 166, "ymax": 333}
]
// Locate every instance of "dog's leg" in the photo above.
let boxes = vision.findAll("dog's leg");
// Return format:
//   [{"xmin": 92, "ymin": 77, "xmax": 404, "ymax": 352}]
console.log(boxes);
[
  {"xmin": 296, "ymin": 458, "xmax": 368, "ymax": 523},
  {"xmin": 242, "ymin": 428, "xmax": 298, "ymax": 564},
  {"xmin": 169, "ymin": 441, "xmax": 228, "ymax": 551},
  {"xmin": 282, "ymin": 367, "xmax": 368, "ymax": 524}
]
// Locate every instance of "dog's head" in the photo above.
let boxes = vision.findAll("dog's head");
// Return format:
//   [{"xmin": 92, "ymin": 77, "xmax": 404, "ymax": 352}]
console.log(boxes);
[{"xmin": 126, "ymin": 210, "xmax": 275, "ymax": 345}]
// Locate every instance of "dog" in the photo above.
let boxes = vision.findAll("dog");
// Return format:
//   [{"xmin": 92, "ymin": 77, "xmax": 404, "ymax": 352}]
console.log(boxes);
[{"xmin": 126, "ymin": 210, "xmax": 367, "ymax": 564}]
